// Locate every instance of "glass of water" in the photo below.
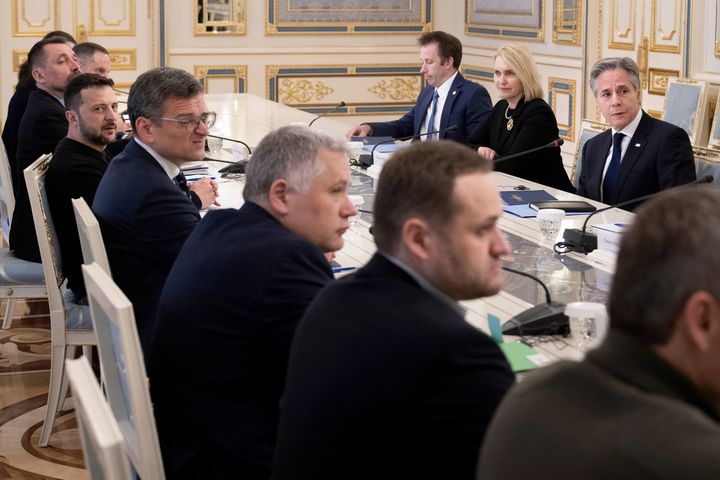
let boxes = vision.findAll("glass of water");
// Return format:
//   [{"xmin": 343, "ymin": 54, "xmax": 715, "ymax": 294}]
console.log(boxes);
[
  {"xmin": 207, "ymin": 136, "xmax": 223, "ymax": 157},
  {"xmin": 536, "ymin": 208, "xmax": 565, "ymax": 243}
]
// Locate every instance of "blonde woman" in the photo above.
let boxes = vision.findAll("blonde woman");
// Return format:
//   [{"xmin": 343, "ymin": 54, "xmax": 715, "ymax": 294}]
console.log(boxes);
[{"xmin": 469, "ymin": 44, "xmax": 574, "ymax": 192}]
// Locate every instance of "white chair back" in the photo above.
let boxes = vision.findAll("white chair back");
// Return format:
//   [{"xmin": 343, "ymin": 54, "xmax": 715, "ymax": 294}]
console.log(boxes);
[
  {"xmin": 82, "ymin": 262, "xmax": 165, "ymax": 479},
  {"xmin": 25, "ymin": 153, "xmax": 95, "ymax": 447},
  {"xmin": 72, "ymin": 197, "xmax": 111, "ymax": 274},
  {"xmin": 571, "ymin": 121, "xmax": 607, "ymax": 189},
  {"xmin": 66, "ymin": 356, "xmax": 134, "ymax": 480},
  {"xmin": 0, "ymin": 139, "xmax": 16, "ymax": 244}
]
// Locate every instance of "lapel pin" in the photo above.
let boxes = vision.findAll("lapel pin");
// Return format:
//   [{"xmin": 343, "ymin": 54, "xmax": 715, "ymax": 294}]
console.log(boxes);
[
  {"xmin": 452, "ymin": 90, "xmax": 457, "ymax": 95},
  {"xmin": 635, "ymin": 143, "xmax": 641, "ymax": 147}
]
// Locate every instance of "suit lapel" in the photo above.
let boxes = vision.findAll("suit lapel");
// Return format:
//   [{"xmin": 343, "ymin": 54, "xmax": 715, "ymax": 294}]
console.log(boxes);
[
  {"xmin": 612, "ymin": 112, "xmax": 652, "ymax": 203},
  {"xmin": 589, "ymin": 131, "xmax": 612, "ymax": 201}
]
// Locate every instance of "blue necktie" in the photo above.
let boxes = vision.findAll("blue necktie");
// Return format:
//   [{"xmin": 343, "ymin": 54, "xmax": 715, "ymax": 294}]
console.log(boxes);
[
  {"xmin": 425, "ymin": 90, "xmax": 439, "ymax": 140},
  {"xmin": 602, "ymin": 132, "xmax": 625, "ymax": 203}
]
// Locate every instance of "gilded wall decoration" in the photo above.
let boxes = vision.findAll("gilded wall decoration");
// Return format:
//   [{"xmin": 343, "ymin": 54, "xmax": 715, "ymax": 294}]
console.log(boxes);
[
  {"xmin": 608, "ymin": 0, "xmax": 635, "ymax": 50},
  {"xmin": 547, "ymin": 77, "xmax": 576, "ymax": 142},
  {"xmin": 280, "ymin": 79, "xmax": 334, "ymax": 103},
  {"xmin": 108, "ymin": 49, "xmax": 137, "ymax": 70},
  {"xmin": 368, "ymin": 78, "xmax": 420, "ymax": 102},
  {"xmin": 89, "ymin": 0, "xmax": 136, "ymax": 35},
  {"xmin": 266, "ymin": 64, "xmax": 422, "ymax": 115},
  {"xmin": 553, "ymin": 0, "xmax": 581, "ymax": 45},
  {"xmin": 461, "ymin": 66, "xmax": 494, "ymax": 85},
  {"xmin": 465, "ymin": 0, "xmax": 545, "ymax": 41},
  {"xmin": 266, "ymin": 0, "xmax": 431, "ymax": 35},
  {"xmin": 194, "ymin": 0, "xmax": 246, "ymax": 36},
  {"xmin": 648, "ymin": 67, "xmax": 679, "ymax": 96},
  {"xmin": 12, "ymin": 50, "xmax": 29, "ymax": 72},
  {"xmin": 11, "ymin": 0, "xmax": 61, "ymax": 36},
  {"xmin": 649, "ymin": 0, "xmax": 684, "ymax": 53},
  {"xmin": 195, "ymin": 66, "xmax": 248, "ymax": 93}
]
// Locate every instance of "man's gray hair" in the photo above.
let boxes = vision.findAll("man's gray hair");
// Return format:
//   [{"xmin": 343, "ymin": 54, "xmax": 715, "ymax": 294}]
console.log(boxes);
[
  {"xmin": 589, "ymin": 57, "xmax": 640, "ymax": 96},
  {"xmin": 127, "ymin": 67, "xmax": 204, "ymax": 131},
  {"xmin": 243, "ymin": 125, "xmax": 349, "ymax": 203}
]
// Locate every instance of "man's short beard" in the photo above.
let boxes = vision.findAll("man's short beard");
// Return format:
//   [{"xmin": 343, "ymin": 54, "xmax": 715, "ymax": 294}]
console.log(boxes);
[{"xmin": 79, "ymin": 122, "xmax": 113, "ymax": 148}]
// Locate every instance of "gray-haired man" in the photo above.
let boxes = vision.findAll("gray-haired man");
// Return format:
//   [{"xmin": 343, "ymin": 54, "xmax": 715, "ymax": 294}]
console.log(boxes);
[{"xmin": 147, "ymin": 125, "xmax": 357, "ymax": 479}]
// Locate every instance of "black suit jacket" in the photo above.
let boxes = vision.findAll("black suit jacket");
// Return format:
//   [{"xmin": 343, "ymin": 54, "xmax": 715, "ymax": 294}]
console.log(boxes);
[
  {"xmin": 92, "ymin": 139, "xmax": 200, "ymax": 347},
  {"xmin": 10, "ymin": 88, "xmax": 68, "ymax": 262},
  {"xmin": 1, "ymin": 83, "xmax": 36, "ymax": 191},
  {"xmin": 148, "ymin": 203, "xmax": 333, "ymax": 479},
  {"xmin": 468, "ymin": 97, "xmax": 575, "ymax": 192},
  {"xmin": 45, "ymin": 137, "xmax": 111, "ymax": 299},
  {"xmin": 273, "ymin": 254, "xmax": 515, "ymax": 480},
  {"xmin": 368, "ymin": 73, "xmax": 492, "ymax": 144},
  {"xmin": 578, "ymin": 111, "xmax": 696, "ymax": 206}
]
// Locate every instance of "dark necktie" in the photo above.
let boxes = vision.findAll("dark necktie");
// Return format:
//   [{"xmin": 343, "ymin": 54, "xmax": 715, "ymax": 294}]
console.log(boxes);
[
  {"xmin": 602, "ymin": 132, "xmax": 625, "ymax": 203},
  {"xmin": 174, "ymin": 171, "xmax": 191, "ymax": 199},
  {"xmin": 425, "ymin": 89, "xmax": 439, "ymax": 140}
]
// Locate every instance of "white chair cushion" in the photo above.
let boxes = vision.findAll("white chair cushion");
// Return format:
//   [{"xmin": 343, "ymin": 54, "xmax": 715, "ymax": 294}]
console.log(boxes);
[{"xmin": 0, "ymin": 249, "xmax": 45, "ymax": 284}]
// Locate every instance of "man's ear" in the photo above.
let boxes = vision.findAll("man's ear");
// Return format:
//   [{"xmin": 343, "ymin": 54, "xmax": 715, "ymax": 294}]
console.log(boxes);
[
  {"xmin": 65, "ymin": 110, "xmax": 77, "ymax": 125},
  {"xmin": 267, "ymin": 178, "xmax": 291, "ymax": 217},
  {"xmin": 401, "ymin": 217, "xmax": 432, "ymax": 261},
  {"xmin": 31, "ymin": 67, "xmax": 44, "ymax": 84},
  {"xmin": 134, "ymin": 117, "xmax": 154, "ymax": 144},
  {"xmin": 681, "ymin": 291, "xmax": 718, "ymax": 352}
]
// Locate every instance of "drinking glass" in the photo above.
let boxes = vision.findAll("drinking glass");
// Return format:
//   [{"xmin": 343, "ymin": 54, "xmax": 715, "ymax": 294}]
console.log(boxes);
[{"xmin": 536, "ymin": 208, "xmax": 565, "ymax": 243}]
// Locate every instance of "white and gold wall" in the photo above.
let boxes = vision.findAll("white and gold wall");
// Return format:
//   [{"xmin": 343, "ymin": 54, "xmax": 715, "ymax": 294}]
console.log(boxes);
[{"xmin": 4, "ymin": 1, "xmax": 720, "ymax": 174}]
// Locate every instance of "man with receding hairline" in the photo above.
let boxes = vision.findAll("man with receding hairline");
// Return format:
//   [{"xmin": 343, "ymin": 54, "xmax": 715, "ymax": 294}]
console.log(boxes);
[
  {"xmin": 10, "ymin": 36, "xmax": 81, "ymax": 262},
  {"xmin": 274, "ymin": 140, "xmax": 514, "ymax": 479}
]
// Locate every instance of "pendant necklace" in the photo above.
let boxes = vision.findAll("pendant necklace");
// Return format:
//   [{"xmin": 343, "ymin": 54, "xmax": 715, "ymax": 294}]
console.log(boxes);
[{"xmin": 504, "ymin": 105, "xmax": 514, "ymax": 131}]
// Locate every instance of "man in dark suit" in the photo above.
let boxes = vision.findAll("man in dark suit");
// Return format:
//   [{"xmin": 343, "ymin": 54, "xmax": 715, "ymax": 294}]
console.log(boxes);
[
  {"xmin": 274, "ymin": 141, "xmax": 515, "ymax": 480},
  {"xmin": 10, "ymin": 36, "xmax": 81, "ymax": 262},
  {"xmin": 478, "ymin": 185, "xmax": 720, "ymax": 479},
  {"xmin": 578, "ymin": 57, "xmax": 696, "ymax": 206},
  {"xmin": 45, "ymin": 74, "xmax": 118, "ymax": 302},
  {"xmin": 92, "ymin": 67, "xmax": 218, "ymax": 348},
  {"xmin": 147, "ymin": 126, "xmax": 357, "ymax": 479},
  {"xmin": 346, "ymin": 31, "xmax": 492, "ymax": 145}
]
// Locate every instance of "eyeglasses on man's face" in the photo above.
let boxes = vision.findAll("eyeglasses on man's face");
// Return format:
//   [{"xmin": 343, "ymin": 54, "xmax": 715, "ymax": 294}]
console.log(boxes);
[{"xmin": 158, "ymin": 111, "xmax": 216, "ymax": 131}]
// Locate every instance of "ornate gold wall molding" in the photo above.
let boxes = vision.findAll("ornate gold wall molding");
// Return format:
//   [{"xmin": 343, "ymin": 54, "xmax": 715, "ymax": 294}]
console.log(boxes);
[
  {"xmin": 11, "ymin": 0, "xmax": 61, "ymax": 37},
  {"xmin": 194, "ymin": 0, "xmax": 246, "ymax": 36},
  {"xmin": 12, "ymin": 50, "xmax": 29, "ymax": 72},
  {"xmin": 195, "ymin": 66, "xmax": 248, "ymax": 94},
  {"xmin": 108, "ymin": 49, "xmax": 136, "ymax": 70},
  {"xmin": 647, "ymin": 67, "xmax": 679, "ymax": 96},
  {"xmin": 649, "ymin": 0, "xmax": 684, "ymax": 53},
  {"xmin": 89, "ymin": 0, "xmax": 136, "ymax": 36},
  {"xmin": 548, "ymin": 77, "xmax": 576, "ymax": 142},
  {"xmin": 608, "ymin": 0, "xmax": 635, "ymax": 50},
  {"xmin": 465, "ymin": 0, "xmax": 545, "ymax": 41},
  {"xmin": 266, "ymin": 64, "xmax": 421, "ymax": 115},
  {"xmin": 553, "ymin": 0, "xmax": 582, "ymax": 45}
]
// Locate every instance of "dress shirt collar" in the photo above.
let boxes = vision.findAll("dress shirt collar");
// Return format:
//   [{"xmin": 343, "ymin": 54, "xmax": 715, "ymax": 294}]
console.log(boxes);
[
  {"xmin": 435, "ymin": 70, "xmax": 458, "ymax": 99},
  {"xmin": 611, "ymin": 108, "xmax": 643, "ymax": 139},
  {"xmin": 134, "ymin": 138, "xmax": 180, "ymax": 180},
  {"xmin": 379, "ymin": 251, "xmax": 466, "ymax": 318}
]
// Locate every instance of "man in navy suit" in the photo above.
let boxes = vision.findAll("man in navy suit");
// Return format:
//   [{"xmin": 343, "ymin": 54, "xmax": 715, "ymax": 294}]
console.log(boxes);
[
  {"xmin": 274, "ymin": 141, "xmax": 515, "ymax": 479},
  {"xmin": 346, "ymin": 31, "xmax": 492, "ymax": 145},
  {"xmin": 92, "ymin": 67, "xmax": 218, "ymax": 349},
  {"xmin": 578, "ymin": 57, "xmax": 696, "ymax": 207},
  {"xmin": 147, "ymin": 126, "xmax": 357, "ymax": 479}
]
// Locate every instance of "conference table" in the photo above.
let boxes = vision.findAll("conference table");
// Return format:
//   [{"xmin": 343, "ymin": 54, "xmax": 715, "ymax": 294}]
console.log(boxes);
[{"xmin": 204, "ymin": 93, "xmax": 635, "ymax": 362}]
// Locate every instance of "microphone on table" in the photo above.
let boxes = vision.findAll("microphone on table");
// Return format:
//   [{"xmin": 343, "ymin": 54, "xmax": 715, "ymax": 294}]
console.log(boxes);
[
  {"xmin": 561, "ymin": 175, "xmax": 714, "ymax": 254},
  {"xmin": 492, "ymin": 138, "xmax": 564, "ymax": 166},
  {"xmin": 309, "ymin": 101, "xmax": 346, "ymax": 127},
  {"xmin": 500, "ymin": 266, "xmax": 570, "ymax": 337},
  {"xmin": 358, "ymin": 125, "xmax": 459, "ymax": 167}
]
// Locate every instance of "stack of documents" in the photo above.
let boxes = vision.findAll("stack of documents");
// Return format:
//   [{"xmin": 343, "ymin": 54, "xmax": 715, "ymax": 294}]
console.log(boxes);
[{"xmin": 181, "ymin": 161, "xmax": 210, "ymax": 177}]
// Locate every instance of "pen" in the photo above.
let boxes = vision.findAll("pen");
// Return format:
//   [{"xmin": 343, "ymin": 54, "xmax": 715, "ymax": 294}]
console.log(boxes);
[
  {"xmin": 187, "ymin": 176, "xmax": 217, "ymax": 182},
  {"xmin": 332, "ymin": 266, "xmax": 357, "ymax": 273},
  {"xmin": 614, "ymin": 223, "xmax": 628, "ymax": 227}
]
